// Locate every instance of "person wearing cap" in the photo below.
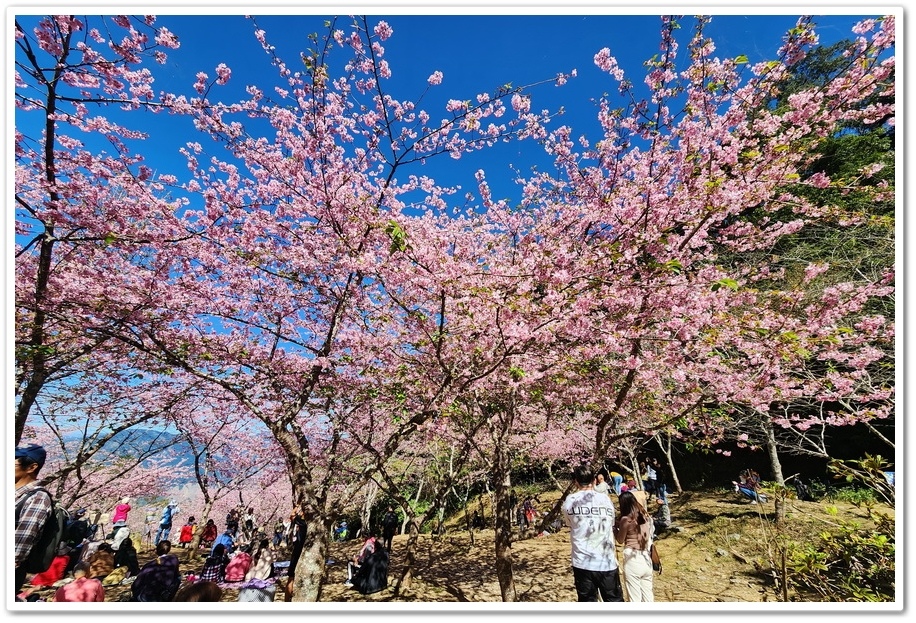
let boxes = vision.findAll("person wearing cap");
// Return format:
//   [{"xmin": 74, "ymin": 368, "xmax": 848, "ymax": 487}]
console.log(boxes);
[{"xmin": 14, "ymin": 443, "xmax": 53, "ymax": 595}]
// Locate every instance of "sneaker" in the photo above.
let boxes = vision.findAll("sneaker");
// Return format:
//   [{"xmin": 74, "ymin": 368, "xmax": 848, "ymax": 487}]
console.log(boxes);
[
  {"xmin": 749, "ymin": 500, "xmax": 757, "ymax": 505},
  {"xmin": 344, "ymin": 581, "xmax": 353, "ymax": 587}
]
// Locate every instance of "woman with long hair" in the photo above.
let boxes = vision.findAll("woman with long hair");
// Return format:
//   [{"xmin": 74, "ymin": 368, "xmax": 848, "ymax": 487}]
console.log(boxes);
[{"xmin": 613, "ymin": 490, "xmax": 654, "ymax": 602}]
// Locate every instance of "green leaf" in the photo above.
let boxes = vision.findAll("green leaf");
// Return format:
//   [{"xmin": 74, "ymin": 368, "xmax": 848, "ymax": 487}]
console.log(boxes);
[
  {"xmin": 385, "ymin": 219, "xmax": 408, "ymax": 253},
  {"xmin": 735, "ymin": 54, "xmax": 749, "ymax": 65},
  {"xmin": 663, "ymin": 259, "xmax": 683, "ymax": 274},
  {"xmin": 711, "ymin": 278, "xmax": 739, "ymax": 292}
]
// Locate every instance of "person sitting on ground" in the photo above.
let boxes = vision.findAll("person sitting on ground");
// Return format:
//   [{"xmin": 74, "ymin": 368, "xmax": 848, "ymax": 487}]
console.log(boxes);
[
  {"xmin": 112, "ymin": 525, "xmax": 131, "ymax": 552},
  {"xmin": 64, "ymin": 508, "xmax": 91, "ymax": 548},
  {"xmin": 653, "ymin": 497, "xmax": 671, "ymax": 534},
  {"xmin": 245, "ymin": 538, "xmax": 275, "ymax": 581},
  {"xmin": 224, "ymin": 546, "xmax": 253, "ymax": 582},
  {"xmin": 87, "ymin": 542, "xmax": 116, "ymax": 580},
  {"xmin": 345, "ymin": 529, "xmax": 378, "ymax": 587},
  {"xmin": 733, "ymin": 469, "xmax": 767, "ymax": 504},
  {"xmin": 349, "ymin": 535, "xmax": 389, "ymax": 595},
  {"xmin": 213, "ymin": 528, "xmax": 235, "ymax": 555},
  {"xmin": 53, "ymin": 562, "xmax": 105, "ymax": 602},
  {"xmin": 199, "ymin": 543, "xmax": 230, "ymax": 583},
  {"xmin": 113, "ymin": 535, "xmax": 141, "ymax": 577},
  {"xmin": 594, "ymin": 473, "xmax": 610, "ymax": 495},
  {"xmin": 173, "ymin": 580, "xmax": 223, "ymax": 602},
  {"xmin": 334, "ymin": 521, "xmax": 349, "ymax": 541},
  {"xmin": 794, "ymin": 478, "xmax": 814, "ymax": 501},
  {"xmin": 179, "ymin": 516, "xmax": 197, "ymax": 549},
  {"xmin": 131, "ymin": 540, "xmax": 181, "ymax": 602},
  {"xmin": 201, "ymin": 518, "xmax": 218, "ymax": 550},
  {"xmin": 27, "ymin": 542, "xmax": 71, "ymax": 588}
]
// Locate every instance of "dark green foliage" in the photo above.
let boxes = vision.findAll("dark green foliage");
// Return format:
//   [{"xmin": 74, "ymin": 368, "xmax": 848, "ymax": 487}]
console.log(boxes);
[{"xmin": 787, "ymin": 508, "xmax": 894, "ymax": 601}]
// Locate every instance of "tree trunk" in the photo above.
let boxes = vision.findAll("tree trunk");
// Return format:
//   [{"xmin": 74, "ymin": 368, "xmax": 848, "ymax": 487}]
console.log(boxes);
[
  {"xmin": 187, "ymin": 499, "xmax": 215, "ymax": 562},
  {"xmin": 488, "ymin": 398, "xmax": 517, "ymax": 602},
  {"xmin": 394, "ymin": 520, "xmax": 422, "ymax": 595},
  {"xmin": 762, "ymin": 418, "xmax": 787, "ymax": 526},
  {"xmin": 655, "ymin": 433, "xmax": 683, "ymax": 494},
  {"xmin": 492, "ymin": 449, "xmax": 517, "ymax": 602},
  {"xmin": 360, "ymin": 480, "xmax": 379, "ymax": 537},
  {"xmin": 287, "ymin": 516, "xmax": 330, "ymax": 602}
]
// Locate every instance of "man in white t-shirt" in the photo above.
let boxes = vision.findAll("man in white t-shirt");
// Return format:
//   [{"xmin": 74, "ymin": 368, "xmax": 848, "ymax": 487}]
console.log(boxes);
[{"xmin": 562, "ymin": 464, "xmax": 624, "ymax": 602}]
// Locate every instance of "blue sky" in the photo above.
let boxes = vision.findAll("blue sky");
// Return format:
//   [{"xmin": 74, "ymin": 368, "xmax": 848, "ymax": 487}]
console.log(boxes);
[
  {"xmin": 13, "ymin": 10, "xmax": 886, "ymax": 208},
  {"xmin": 158, "ymin": 12, "xmax": 879, "ymax": 199}
]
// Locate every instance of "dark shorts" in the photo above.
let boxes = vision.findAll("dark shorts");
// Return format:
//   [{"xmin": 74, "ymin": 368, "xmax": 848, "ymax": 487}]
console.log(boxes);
[{"xmin": 572, "ymin": 566, "xmax": 624, "ymax": 602}]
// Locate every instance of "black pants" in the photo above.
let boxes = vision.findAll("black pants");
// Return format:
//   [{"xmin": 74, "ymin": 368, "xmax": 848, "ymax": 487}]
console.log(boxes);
[
  {"xmin": 14, "ymin": 566, "xmax": 28, "ymax": 596},
  {"xmin": 572, "ymin": 566, "xmax": 624, "ymax": 602}
]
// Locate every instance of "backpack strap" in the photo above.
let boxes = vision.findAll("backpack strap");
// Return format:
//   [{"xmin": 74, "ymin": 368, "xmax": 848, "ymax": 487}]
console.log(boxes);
[{"xmin": 15, "ymin": 487, "xmax": 53, "ymax": 521}]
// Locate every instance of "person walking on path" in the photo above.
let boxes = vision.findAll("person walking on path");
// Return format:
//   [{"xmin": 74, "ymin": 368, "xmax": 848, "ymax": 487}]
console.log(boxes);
[
  {"xmin": 14, "ymin": 444, "xmax": 53, "ymax": 597},
  {"xmin": 561, "ymin": 464, "xmax": 624, "ymax": 602}
]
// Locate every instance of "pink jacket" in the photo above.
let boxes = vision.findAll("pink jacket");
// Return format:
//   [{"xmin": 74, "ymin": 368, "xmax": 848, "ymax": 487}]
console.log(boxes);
[{"xmin": 112, "ymin": 502, "xmax": 131, "ymax": 524}]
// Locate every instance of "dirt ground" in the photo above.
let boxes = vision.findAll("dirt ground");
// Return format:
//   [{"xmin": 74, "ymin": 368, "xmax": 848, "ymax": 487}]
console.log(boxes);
[{"xmin": 23, "ymin": 488, "xmax": 890, "ymax": 604}]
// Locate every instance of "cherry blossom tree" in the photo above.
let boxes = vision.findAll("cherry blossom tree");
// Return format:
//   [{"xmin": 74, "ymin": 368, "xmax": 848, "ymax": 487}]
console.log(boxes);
[
  {"xmin": 14, "ymin": 15, "xmax": 190, "ymax": 445},
  {"xmin": 80, "ymin": 15, "xmax": 568, "ymax": 600},
  {"xmin": 518, "ymin": 14, "xmax": 895, "ymax": 526},
  {"xmin": 14, "ymin": 12, "xmax": 894, "ymax": 602}
]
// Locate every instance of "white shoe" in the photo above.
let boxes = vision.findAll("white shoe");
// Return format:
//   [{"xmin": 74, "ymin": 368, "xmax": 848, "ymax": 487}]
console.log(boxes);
[
  {"xmin": 344, "ymin": 581, "xmax": 353, "ymax": 587},
  {"xmin": 749, "ymin": 500, "xmax": 757, "ymax": 505}
]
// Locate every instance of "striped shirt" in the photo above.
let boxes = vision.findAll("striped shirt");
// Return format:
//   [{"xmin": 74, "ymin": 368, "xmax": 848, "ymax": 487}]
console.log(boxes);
[{"xmin": 14, "ymin": 483, "xmax": 53, "ymax": 566}]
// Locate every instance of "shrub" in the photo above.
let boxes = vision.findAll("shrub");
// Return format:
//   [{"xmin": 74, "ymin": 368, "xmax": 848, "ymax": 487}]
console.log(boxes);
[
  {"xmin": 826, "ymin": 486, "xmax": 877, "ymax": 505},
  {"xmin": 787, "ymin": 508, "xmax": 894, "ymax": 601}
]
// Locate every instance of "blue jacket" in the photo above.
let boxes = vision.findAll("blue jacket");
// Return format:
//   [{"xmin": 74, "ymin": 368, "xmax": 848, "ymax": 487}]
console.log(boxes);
[{"xmin": 213, "ymin": 532, "xmax": 234, "ymax": 554}]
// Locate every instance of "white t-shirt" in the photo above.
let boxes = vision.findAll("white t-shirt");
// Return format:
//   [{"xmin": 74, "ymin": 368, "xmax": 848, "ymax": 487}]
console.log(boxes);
[{"xmin": 562, "ymin": 488, "xmax": 618, "ymax": 571}]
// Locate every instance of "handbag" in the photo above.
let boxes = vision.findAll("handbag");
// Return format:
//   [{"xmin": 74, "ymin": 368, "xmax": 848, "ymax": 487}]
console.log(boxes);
[{"xmin": 649, "ymin": 543, "xmax": 662, "ymax": 574}]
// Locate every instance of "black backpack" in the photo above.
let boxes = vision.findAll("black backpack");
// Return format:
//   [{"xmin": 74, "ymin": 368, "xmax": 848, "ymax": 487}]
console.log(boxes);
[
  {"xmin": 15, "ymin": 487, "xmax": 69, "ymax": 574},
  {"xmin": 63, "ymin": 517, "xmax": 90, "ymax": 545}
]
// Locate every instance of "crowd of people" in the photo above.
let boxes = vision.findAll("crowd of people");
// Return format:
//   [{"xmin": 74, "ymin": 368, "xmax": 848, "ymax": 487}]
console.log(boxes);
[
  {"xmin": 14, "ymin": 443, "xmax": 322, "ymax": 603},
  {"xmin": 16, "ymin": 441, "xmax": 768, "ymax": 604}
]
